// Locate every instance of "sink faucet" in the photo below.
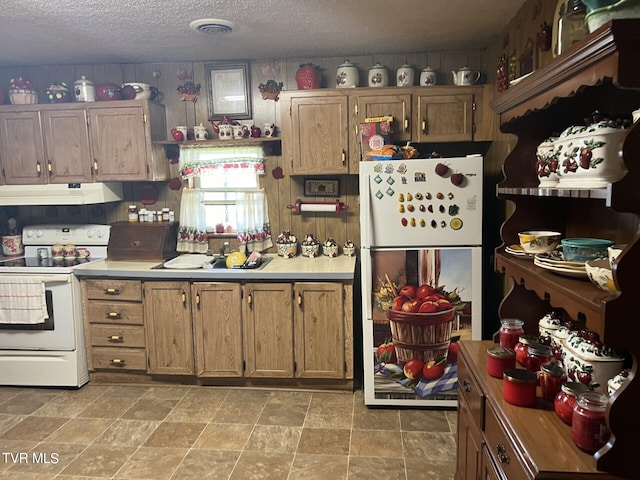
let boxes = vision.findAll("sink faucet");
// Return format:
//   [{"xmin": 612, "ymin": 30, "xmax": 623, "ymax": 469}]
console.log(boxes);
[{"xmin": 220, "ymin": 241, "xmax": 229, "ymax": 257}]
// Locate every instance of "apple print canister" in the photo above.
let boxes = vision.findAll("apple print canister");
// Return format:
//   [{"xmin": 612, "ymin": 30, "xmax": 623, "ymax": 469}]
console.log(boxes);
[
  {"xmin": 396, "ymin": 64, "xmax": 414, "ymax": 87},
  {"xmin": 336, "ymin": 61, "xmax": 359, "ymax": 88},
  {"xmin": 368, "ymin": 63, "xmax": 389, "ymax": 87}
]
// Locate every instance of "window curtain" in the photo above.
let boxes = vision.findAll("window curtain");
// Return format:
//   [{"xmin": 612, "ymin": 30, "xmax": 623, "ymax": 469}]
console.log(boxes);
[
  {"xmin": 179, "ymin": 145, "xmax": 264, "ymax": 178},
  {"xmin": 177, "ymin": 189, "xmax": 208, "ymax": 253},
  {"xmin": 236, "ymin": 190, "xmax": 273, "ymax": 253}
]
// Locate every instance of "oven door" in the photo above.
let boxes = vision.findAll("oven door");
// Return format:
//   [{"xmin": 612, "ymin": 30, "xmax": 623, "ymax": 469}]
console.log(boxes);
[{"xmin": 0, "ymin": 274, "xmax": 77, "ymax": 351}]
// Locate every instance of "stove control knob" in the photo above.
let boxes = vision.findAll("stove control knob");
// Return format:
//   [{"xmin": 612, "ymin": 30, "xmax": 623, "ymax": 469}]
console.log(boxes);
[
  {"xmin": 87, "ymin": 230, "xmax": 94, "ymax": 238},
  {"xmin": 96, "ymin": 230, "xmax": 104, "ymax": 238},
  {"xmin": 25, "ymin": 230, "xmax": 34, "ymax": 238}
]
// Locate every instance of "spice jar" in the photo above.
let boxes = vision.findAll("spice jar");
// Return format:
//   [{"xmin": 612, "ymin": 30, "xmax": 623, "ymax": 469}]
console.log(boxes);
[
  {"xmin": 524, "ymin": 342, "xmax": 552, "ymax": 374},
  {"xmin": 540, "ymin": 364, "xmax": 566, "ymax": 401},
  {"xmin": 572, "ymin": 392, "xmax": 611, "ymax": 453},
  {"xmin": 128, "ymin": 205, "xmax": 138, "ymax": 222},
  {"xmin": 514, "ymin": 334, "xmax": 538, "ymax": 367},
  {"xmin": 487, "ymin": 347, "xmax": 516, "ymax": 378},
  {"xmin": 499, "ymin": 318, "xmax": 524, "ymax": 349},
  {"xmin": 503, "ymin": 369, "xmax": 538, "ymax": 407},
  {"xmin": 554, "ymin": 381, "xmax": 589, "ymax": 425}
]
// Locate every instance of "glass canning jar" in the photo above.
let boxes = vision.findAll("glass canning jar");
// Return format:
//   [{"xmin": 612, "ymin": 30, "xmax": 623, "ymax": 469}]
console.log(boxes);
[
  {"xmin": 524, "ymin": 342, "xmax": 552, "ymax": 374},
  {"xmin": 499, "ymin": 318, "xmax": 524, "ymax": 349},
  {"xmin": 572, "ymin": 392, "xmax": 611, "ymax": 453},
  {"xmin": 555, "ymin": 381, "xmax": 589, "ymax": 425},
  {"xmin": 540, "ymin": 364, "xmax": 566, "ymax": 401},
  {"xmin": 514, "ymin": 334, "xmax": 538, "ymax": 367}
]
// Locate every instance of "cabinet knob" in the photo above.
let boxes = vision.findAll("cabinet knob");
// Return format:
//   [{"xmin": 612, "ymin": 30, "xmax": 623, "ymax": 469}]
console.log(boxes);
[
  {"xmin": 247, "ymin": 291, "xmax": 253, "ymax": 308},
  {"xmin": 108, "ymin": 335, "xmax": 123, "ymax": 343},
  {"xmin": 297, "ymin": 294, "xmax": 302, "ymax": 306},
  {"xmin": 47, "ymin": 160, "xmax": 53, "ymax": 175},
  {"xmin": 181, "ymin": 291, "xmax": 187, "ymax": 306},
  {"xmin": 196, "ymin": 292, "xmax": 200, "ymax": 307},
  {"xmin": 110, "ymin": 358, "xmax": 126, "ymax": 367},
  {"xmin": 462, "ymin": 379, "xmax": 471, "ymax": 393},
  {"xmin": 93, "ymin": 159, "xmax": 99, "ymax": 174},
  {"xmin": 36, "ymin": 161, "xmax": 42, "ymax": 176},
  {"xmin": 104, "ymin": 288, "xmax": 120, "ymax": 295},
  {"xmin": 341, "ymin": 150, "xmax": 346, "ymax": 165},
  {"xmin": 404, "ymin": 117, "xmax": 409, "ymax": 132},
  {"xmin": 422, "ymin": 119, "xmax": 428, "ymax": 134},
  {"xmin": 107, "ymin": 312, "xmax": 122, "ymax": 319},
  {"xmin": 496, "ymin": 444, "xmax": 509, "ymax": 464}
]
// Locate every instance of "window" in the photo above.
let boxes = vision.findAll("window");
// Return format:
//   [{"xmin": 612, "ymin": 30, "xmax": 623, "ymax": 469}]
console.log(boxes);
[{"xmin": 198, "ymin": 171, "xmax": 260, "ymax": 231}]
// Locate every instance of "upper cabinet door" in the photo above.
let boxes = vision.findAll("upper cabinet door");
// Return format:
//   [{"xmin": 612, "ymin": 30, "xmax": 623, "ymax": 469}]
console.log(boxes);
[
  {"xmin": 414, "ymin": 92, "xmax": 475, "ymax": 142},
  {"xmin": 350, "ymin": 92, "xmax": 412, "ymax": 172},
  {"xmin": 286, "ymin": 94, "xmax": 349, "ymax": 175},
  {"xmin": 89, "ymin": 105, "xmax": 149, "ymax": 181},
  {"xmin": 0, "ymin": 111, "xmax": 45, "ymax": 185},
  {"xmin": 41, "ymin": 109, "xmax": 93, "ymax": 184}
]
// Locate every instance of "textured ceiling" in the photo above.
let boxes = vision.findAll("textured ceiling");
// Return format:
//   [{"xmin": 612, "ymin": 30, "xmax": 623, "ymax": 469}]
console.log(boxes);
[{"xmin": 0, "ymin": 0, "xmax": 527, "ymax": 67}]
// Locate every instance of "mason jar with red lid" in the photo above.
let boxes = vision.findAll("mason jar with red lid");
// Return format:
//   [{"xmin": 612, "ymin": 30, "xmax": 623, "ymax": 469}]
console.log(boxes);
[
  {"xmin": 572, "ymin": 392, "xmax": 611, "ymax": 453},
  {"xmin": 524, "ymin": 342, "xmax": 552, "ymax": 374},
  {"xmin": 514, "ymin": 334, "xmax": 538, "ymax": 367},
  {"xmin": 555, "ymin": 381, "xmax": 589, "ymax": 425},
  {"xmin": 499, "ymin": 318, "xmax": 524, "ymax": 349}
]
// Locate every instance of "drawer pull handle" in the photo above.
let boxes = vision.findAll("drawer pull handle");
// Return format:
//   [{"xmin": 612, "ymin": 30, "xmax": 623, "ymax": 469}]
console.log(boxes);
[
  {"xmin": 110, "ymin": 358, "xmax": 126, "ymax": 367},
  {"xmin": 107, "ymin": 312, "xmax": 122, "ymax": 319},
  {"xmin": 496, "ymin": 444, "xmax": 509, "ymax": 464},
  {"xmin": 104, "ymin": 288, "xmax": 120, "ymax": 295},
  {"xmin": 462, "ymin": 379, "xmax": 471, "ymax": 393},
  {"xmin": 108, "ymin": 335, "xmax": 123, "ymax": 343}
]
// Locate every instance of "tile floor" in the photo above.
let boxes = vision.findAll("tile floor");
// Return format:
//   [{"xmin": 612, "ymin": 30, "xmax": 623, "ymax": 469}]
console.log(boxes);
[{"xmin": 0, "ymin": 384, "xmax": 457, "ymax": 479}]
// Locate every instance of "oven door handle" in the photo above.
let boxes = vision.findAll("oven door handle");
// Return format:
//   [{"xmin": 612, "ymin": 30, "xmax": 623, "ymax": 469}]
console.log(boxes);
[{"xmin": 30, "ymin": 274, "xmax": 71, "ymax": 284}]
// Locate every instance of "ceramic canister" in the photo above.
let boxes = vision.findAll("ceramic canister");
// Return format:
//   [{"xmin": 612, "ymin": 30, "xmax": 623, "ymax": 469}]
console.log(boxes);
[
  {"xmin": 336, "ymin": 61, "xmax": 359, "ymax": 88},
  {"xmin": 368, "ymin": 63, "xmax": 389, "ymax": 87},
  {"xmin": 396, "ymin": 64, "xmax": 414, "ymax": 87},
  {"xmin": 74, "ymin": 75, "xmax": 96, "ymax": 102},
  {"xmin": 420, "ymin": 66, "xmax": 437, "ymax": 86}
]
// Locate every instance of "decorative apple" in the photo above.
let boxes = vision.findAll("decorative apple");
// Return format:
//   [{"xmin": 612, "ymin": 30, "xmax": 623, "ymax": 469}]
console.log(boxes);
[
  {"xmin": 435, "ymin": 162, "xmax": 449, "ymax": 177},
  {"xmin": 376, "ymin": 340, "xmax": 397, "ymax": 364},
  {"xmin": 391, "ymin": 295, "xmax": 411, "ymax": 311},
  {"xmin": 423, "ymin": 357, "xmax": 447, "ymax": 381},
  {"xmin": 447, "ymin": 336, "xmax": 460, "ymax": 364},
  {"xmin": 399, "ymin": 285, "xmax": 417, "ymax": 298},
  {"xmin": 401, "ymin": 299, "xmax": 423, "ymax": 313},
  {"xmin": 403, "ymin": 358, "xmax": 425, "ymax": 381},
  {"xmin": 418, "ymin": 301, "xmax": 439, "ymax": 313},
  {"xmin": 416, "ymin": 284, "xmax": 437, "ymax": 299},
  {"xmin": 450, "ymin": 173, "xmax": 465, "ymax": 186}
]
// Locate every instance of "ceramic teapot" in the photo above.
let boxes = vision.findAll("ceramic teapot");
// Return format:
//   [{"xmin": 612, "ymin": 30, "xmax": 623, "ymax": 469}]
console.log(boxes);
[
  {"xmin": 452, "ymin": 67, "xmax": 481, "ymax": 85},
  {"xmin": 210, "ymin": 115, "xmax": 232, "ymax": 135}
]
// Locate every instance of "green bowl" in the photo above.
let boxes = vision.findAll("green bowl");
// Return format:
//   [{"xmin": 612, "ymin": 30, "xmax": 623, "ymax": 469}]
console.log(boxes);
[{"xmin": 561, "ymin": 238, "xmax": 614, "ymax": 262}]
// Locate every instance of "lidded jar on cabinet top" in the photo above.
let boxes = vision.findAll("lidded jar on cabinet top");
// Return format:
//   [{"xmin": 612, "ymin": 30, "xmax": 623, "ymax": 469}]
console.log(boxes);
[
  {"xmin": 419, "ymin": 66, "xmax": 437, "ymax": 86},
  {"xmin": 368, "ymin": 63, "xmax": 388, "ymax": 87},
  {"xmin": 336, "ymin": 61, "xmax": 359, "ymax": 88},
  {"xmin": 396, "ymin": 64, "xmax": 414, "ymax": 87}
]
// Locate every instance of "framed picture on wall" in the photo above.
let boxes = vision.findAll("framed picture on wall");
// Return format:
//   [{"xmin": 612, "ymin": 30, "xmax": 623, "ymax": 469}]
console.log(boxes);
[{"xmin": 205, "ymin": 63, "xmax": 252, "ymax": 120}]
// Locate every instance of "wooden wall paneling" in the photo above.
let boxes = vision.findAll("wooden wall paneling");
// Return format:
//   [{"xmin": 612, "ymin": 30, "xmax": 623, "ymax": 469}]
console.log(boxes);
[
  {"xmin": 319, "ymin": 57, "xmax": 341, "ymax": 89},
  {"xmin": 425, "ymin": 52, "xmax": 443, "ymax": 84},
  {"xmin": 261, "ymin": 155, "xmax": 282, "ymax": 243},
  {"xmin": 157, "ymin": 62, "xmax": 188, "ymax": 138},
  {"xmin": 344, "ymin": 174, "xmax": 360, "ymax": 246},
  {"xmin": 132, "ymin": 63, "xmax": 156, "ymax": 85},
  {"xmin": 192, "ymin": 61, "xmax": 209, "ymax": 131}
]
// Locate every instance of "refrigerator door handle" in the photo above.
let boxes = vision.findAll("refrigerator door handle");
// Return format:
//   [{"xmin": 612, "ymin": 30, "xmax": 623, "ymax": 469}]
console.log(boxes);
[
  {"xmin": 361, "ymin": 248, "xmax": 373, "ymax": 320},
  {"xmin": 360, "ymin": 173, "xmax": 372, "ymax": 248}
]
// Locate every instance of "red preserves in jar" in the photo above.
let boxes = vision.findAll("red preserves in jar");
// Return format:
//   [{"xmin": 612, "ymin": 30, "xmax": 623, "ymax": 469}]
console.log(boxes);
[
  {"xmin": 514, "ymin": 334, "xmax": 538, "ymax": 367},
  {"xmin": 540, "ymin": 364, "xmax": 566, "ymax": 401},
  {"xmin": 525, "ymin": 342, "xmax": 552, "ymax": 374},
  {"xmin": 572, "ymin": 392, "xmax": 611, "ymax": 453},
  {"xmin": 499, "ymin": 318, "xmax": 524, "ymax": 349},
  {"xmin": 487, "ymin": 346, "xmax": 516, "ymax": 378},
  {"xmin": 503, "ymin": 368, "xmax": 537, "ymax": 407},
  {"xmin": 555, "ymin": 382, "xmax": 589, "ymax": 425}
]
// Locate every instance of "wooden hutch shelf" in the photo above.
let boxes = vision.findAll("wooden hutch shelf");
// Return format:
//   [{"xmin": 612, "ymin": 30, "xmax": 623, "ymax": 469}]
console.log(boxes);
[{"xmin": 456, "ymin": 20, "xmax": 640, "ymax": 480}]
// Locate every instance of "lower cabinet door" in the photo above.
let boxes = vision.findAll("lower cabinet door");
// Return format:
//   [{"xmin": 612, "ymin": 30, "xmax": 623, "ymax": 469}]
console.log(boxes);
[
  {"xmin": 144, "ymin": 281, "xmax": 195, "ymax": 375},
  {"xmin": 192, "ymin": 282, "xmax": 243, "ymax": 377},
  {"xmin": 456, "ymin": 395, "xmax": 483, "ymax": 480},
  {"xmin": 481, "ymin": 445, "xmax": 505, "ymax": 480},
  {"xmin": 243, "ymin": 283, "xmax": 294, "ymax": 377}
]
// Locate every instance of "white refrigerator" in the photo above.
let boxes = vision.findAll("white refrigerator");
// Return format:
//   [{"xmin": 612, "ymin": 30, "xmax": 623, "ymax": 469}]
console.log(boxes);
[{"xmin": 360, "ymin": 155, "xmax": 483, "ymax": 407}]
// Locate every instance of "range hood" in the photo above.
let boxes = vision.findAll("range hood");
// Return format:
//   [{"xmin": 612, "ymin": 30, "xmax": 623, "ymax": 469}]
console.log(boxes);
[{"xmin": 0, "ymin": 183, "xmax": 124, "ymax": 205}]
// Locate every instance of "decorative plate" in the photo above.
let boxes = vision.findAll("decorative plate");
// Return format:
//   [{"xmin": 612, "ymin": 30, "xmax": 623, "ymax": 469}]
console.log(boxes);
[{"xmin": 534, "ymin": 257, "xmax": 588, "ymax": 278}]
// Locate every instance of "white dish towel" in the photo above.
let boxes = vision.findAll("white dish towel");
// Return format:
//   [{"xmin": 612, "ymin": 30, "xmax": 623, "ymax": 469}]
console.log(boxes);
[{"xmin": 0, "ymin": 277, "xmax": 48, "ymax": 324}]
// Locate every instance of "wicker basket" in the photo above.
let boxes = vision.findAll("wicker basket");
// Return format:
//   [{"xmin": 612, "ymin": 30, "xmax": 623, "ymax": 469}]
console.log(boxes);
[
  {"xmin": 9, "ymin": 92, "xmax": 38, "ymax": 104},
  {"xmin": 386, "ymin": 307, "xmax": 456, "ymax": 363}
]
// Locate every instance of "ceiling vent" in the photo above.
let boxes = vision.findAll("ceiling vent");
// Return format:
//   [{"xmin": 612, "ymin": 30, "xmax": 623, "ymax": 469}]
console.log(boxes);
[{"xmin": 189, "ymin": 18, "xmax": 237, "ymax": 35}]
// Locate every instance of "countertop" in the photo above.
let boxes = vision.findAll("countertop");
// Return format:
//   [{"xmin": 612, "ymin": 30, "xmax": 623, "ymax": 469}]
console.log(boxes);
[{"xmin": 73, "ymin": 253, "xmax": 357, "ymax": 281}]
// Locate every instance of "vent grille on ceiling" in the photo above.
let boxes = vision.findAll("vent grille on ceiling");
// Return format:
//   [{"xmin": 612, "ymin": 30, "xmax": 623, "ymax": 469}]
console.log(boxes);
[{"xmin": 190, "ymin": 19, "xmax": 236, "ymax": 35}]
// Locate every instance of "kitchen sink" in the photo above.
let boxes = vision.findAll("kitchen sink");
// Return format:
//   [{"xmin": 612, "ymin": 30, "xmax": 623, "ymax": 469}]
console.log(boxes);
[{"xmin": 153, "ymin": 254, "xmax": 271, "ymax": 271}]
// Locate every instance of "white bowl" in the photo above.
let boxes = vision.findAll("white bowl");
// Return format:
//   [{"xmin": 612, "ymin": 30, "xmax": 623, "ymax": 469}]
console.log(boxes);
[
  {"xmin": 518, "ymin": 231, "xmax": 562, "ymax": 254},
  {"xmin": 585, "ymin": 258, "xmax": 619, "ymax": 293}
]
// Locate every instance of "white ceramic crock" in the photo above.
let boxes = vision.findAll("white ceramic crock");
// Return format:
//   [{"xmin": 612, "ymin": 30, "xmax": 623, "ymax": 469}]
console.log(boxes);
[
  {"xmin": 74, "ymin": 76, "xmax": 96, "ymax": 102},
  {"xmin": 367, "ymin": 63, "xmax": 389, "ymax": 87},
  {"xmin": 336, "ymin": 61, "xmax": 359, "ymax": 88},
  {"xmin": 419, "ymin": 66, "xmax": 437, "ymax": 86},
  {"xmin": 396, "ymin": 64, "xmax": 414, "ymax": 87}
]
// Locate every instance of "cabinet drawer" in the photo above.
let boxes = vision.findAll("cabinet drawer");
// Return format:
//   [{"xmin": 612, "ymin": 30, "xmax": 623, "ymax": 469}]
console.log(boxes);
[
  {"xmin": 92, "ymin": 347, "xmax": 147, "ymax": 371},
  {"xmin": 87, "ymin": 301, "xmax": 143, "ymax": 325},
  {"xmin": 90, "ymin": 324, "xmax": 145, "ymax": 348},
  {"xmin": 85, "ymin": 279, "xmax": 142, "ymax": 301},
  {"xmin": 484, "ymin": 402, "xmax": 531, "ymax": 480},
  {"xmin": 458, "ymin": 353, "xmax": 485, "ymax": 429}
]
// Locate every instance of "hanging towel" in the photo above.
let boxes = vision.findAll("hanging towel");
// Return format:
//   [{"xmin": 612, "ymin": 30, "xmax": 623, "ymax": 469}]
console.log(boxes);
[{"xmin": 0, "ymin": 277, "xmax": 48, "ymax": 324}]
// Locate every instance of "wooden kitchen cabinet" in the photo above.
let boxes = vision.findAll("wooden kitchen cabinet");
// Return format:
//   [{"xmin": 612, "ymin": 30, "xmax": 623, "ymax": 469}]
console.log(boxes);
[
  {"xmin": 88, "ymin": 101, "xmax": 168, "ymax": 181},
  {"xmin": 81, "ymin": 279, "xmax": 146, "ymax": 371},
  {"xmin": 0, "ymin": 107, "xmax": 92, "ymax": 184},
  {"xmin": 242, "ymin": 282, "xmax": 294, "ymax": 377},
  {"xmin": 280, "ymin": 91, "xmax": 349, "ymax": 175},
  {"xmin": 0, "ymin": 100, "xmax": 167, "ymax": 184},
  {"xmin": 294, "ymin": 282, "xmax": 345, "ymax": 378},
  {"xmin": 280, "ymin": 86, "xmax": 491, "ymax": 175},
  {"xmin": 143, "ymin": 281, "xmax": 194, "ymax": 375},
  {"xmin": 192, "ymin": 282, "xmax": 243, "ymax": 377},
  {"xmin": 455, "ymin": 21, "xmax": 640, "ymax": 480}
]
